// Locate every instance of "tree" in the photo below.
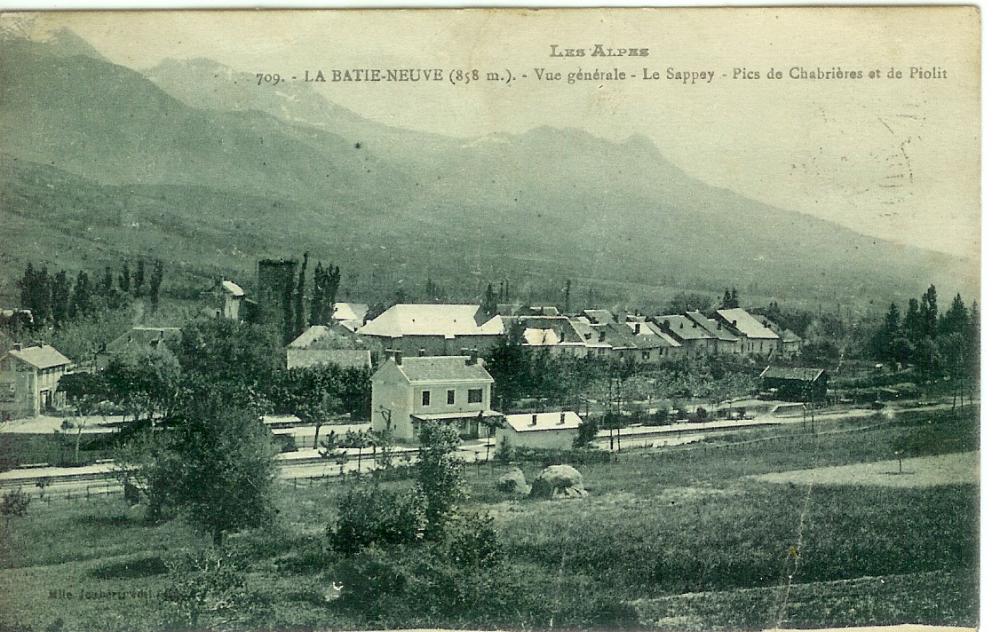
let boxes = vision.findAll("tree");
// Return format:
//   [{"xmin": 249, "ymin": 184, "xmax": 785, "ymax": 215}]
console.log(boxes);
[
  {"xmin": 415, "ymin": 424, "xmax": 464, "ymax": 540},
  {"xmin": 104, "ymin": 345, "xmax": 182, "ymax": 424},
  {"xmin": 482, "ymin": 283, "xmax": 498, "ymax": 317},
  {"xmin": 327, "ymin": 485, "xmax": 427, "ymax": 554},
  {"xmin": 573, "ymin": 416, "xmax": 599, "ymax": 448},
  {"xmin": 721, "ymin": 287, "xmax": 740, "ymax": 309},
  {"xmin": 69, "ymin": 270, "xmax": 94, "ymax": 319},
  {"xmin": 939, "ymin": 293, "xmax": 970, "ymax": 338},
  {"xmin": 920, "ymin": 284, "xmax": 939, "ymax": 339},
  {"xmin": 50, "ymin": 270, "xmax": 70, "ymax": 327},
  {"xmin": 913, "ymin": 336, "xmax": 941, "ymax": 383},
  {"xmin": 17, "ymin": 263, "xmax": 52, "ymax": 327},
  {"xmin": 118, "ymin": 260, "xmax": 131, "ymax": 295},
  {"xmin": 294, "ymin": 252, "xmax": 309, "ymax": 338},
  {"xmin": 123, "ymin": 387, "xmax": 278, "ymax": 546},
  {"xmin": 485, "ymin": 323, "xmax": 530, "ymax": 410},
  {"xmin": 903, "ymin": 298, "xmax": 923, "ymax": 342},
  {"xmin": 149, "ymin": 259, "xmax": 164, "ymax": 313},
  {"xmin": 175, "ymin": 317, "xmax": 281, "ymax": 393},
  {"xmin": 133, "ymin": 259, "xmax": 145, "ymax": 296},
  {"xmin": 57, "ymin": 371, "xmax": 109, "ymax": 463},
  {"xmin": 309, "ymin": 263, "xmax": 341, "ymax": 326}
]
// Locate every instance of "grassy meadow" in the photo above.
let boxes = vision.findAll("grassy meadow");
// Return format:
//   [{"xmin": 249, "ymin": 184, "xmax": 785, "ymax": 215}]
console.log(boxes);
[{"xmin": 0, "ymin": 409, "xmax": 978, "ymax": 631}]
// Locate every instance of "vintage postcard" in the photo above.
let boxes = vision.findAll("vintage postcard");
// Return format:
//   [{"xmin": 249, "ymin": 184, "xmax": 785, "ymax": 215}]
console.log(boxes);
[{"xmin": 0, "ymin": 7, "xmax": 981, "ymax": 632}]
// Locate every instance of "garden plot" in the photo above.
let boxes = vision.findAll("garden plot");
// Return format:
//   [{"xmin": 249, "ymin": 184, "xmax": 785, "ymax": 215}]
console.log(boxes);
[{"xmin": 751, "ymin": 451, "xmax": 977, "ymax": 488}]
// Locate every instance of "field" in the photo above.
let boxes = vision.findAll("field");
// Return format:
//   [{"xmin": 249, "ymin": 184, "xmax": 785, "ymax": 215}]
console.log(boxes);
[{"xmin": 0, "ymin": 408, "xmax": 978, "ymax": 631}]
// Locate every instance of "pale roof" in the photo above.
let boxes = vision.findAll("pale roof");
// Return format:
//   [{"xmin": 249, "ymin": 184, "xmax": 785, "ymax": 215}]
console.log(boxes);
[
  {"xmin": 286, "ymin": 349, "xmax": 373, "ymax": 370},
  {"xmin": 717, "ymin": 308, "xmax": 781, "ymax": 339},
  {"xmin": 390, "ymin": 356, "xmax": 494, "ymax": 383},
  {"xmin": 7, "ymin": 345, "xmax": 71, "ymax": 369},
  {"xmin": 358, "ymin": 304, "xmax": 504, "ymax": 338},
  {"xmin": 781, "ymin": 329, "xmax": 803, "ymax": 343},
  {"xmin": 582, "ymin": 309, "xmax": 616, "ymax": 324},
  {"xmin": 567, "ymin": 318, "xmax": 613, "ymax": 348},
  {"xmin": 288, "ymin": 325, "xmax": 335, "ymax": 349},
  {"xmin": 221, "ymin": 280, "xmax": 245, "ymax": 297},
  {"xmin": 333, "ymin": 302, "xmax": 369, "ymax": 322},
  {"xmin": 523, "ymin": 328, "xmax": 563, "ymax": 346},
  {"xmin": 505, "ymin": 411, "xmax": 583, "ymax": 433},
  {"xmin": 685, "ymin": 310, "xmax": 740, "ymax": 342},
  {"xmin": 760, "ymin": 366, "xmax": 826, "ymax": 382}
]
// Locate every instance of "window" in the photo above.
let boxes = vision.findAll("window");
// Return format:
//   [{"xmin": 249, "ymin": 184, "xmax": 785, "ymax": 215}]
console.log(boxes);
[
  {"xmin": 467, "ymin": 388, "xmax": 483, "ymax": 404},
  {"xmin": 421, "ymin": 390, "xmax": 431, "ymax": 406},
  {"xmin": 447, "ymin": 390, "xmax": 455, "ymax": 405}
]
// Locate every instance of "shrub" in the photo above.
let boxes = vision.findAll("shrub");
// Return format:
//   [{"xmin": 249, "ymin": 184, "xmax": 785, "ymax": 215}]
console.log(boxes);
[
  {"xmin": 327, "ymin": 484, "xmax": 427, "ymax": 554},
  {"xmin": 1, "ymin": 488, "xmax": 31, "ymax": 517},
  {"xmin": 161, "ymin": 547, "xmax": 273, "ymax": 629}
]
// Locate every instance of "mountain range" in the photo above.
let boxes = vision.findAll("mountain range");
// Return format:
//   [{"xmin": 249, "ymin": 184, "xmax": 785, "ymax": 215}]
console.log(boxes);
[{"xmin": 0, "ymin": 29, "xmax": 975, "ymax": 309}]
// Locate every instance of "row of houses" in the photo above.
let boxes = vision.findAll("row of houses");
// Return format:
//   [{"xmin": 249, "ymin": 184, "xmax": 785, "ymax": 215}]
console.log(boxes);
[{"xmin": 291, "ymin": 302, "xmax": 803, "ymax": 368}]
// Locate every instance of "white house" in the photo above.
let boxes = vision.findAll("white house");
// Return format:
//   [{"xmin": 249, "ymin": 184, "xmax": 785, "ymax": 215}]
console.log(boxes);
[
  {"xmin": 370, "ymin": 353, "xmax": 502, "ymax": 441},
  {"xmin": 0, "ymin": 344, "xmax": 72, "ymax": 420},
  {"xmin": 497, "ymin": 410, "xmax": 583, "ymax": 451}
]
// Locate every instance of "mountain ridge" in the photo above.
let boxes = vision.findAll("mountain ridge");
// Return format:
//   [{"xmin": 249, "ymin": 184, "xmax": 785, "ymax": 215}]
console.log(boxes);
[{"xmin": 0, "ymin": 34, "xmax": 976, "ymax": 306}]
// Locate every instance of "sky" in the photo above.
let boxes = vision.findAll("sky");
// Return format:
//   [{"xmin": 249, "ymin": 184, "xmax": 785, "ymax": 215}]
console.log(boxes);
[{"xmin": 10, "ymin": 7, "xmax": 982, "ymax": 260}]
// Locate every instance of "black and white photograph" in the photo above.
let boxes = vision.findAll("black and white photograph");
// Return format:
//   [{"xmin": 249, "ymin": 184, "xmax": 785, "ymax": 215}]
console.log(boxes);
[{"xmin": 0, "ymin": 7, "xmax": 982, "ymax": 631}]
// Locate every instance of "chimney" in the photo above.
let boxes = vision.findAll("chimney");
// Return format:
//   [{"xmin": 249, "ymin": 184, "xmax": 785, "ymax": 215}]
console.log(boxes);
[
  {"xmin": 599, "ymin": 330, "xmax": 606, "ymax": 342},
  {"xmin": 393, "ymin": 350, "xmax": 403, "ymax": 365},
  {"xmin": 633, "ymin": 323, "xmax": 640, "ymax": 335},
  {"xmin": 559, "ymin": 411, "xmax": 566, "ymax": 424},
  {"xmin": 531, "ymin": 414, "xmax": 538, "ymax": 426},
  {"xmin": 12, "ymin": 343, "xmax": 21, "ymax": 351},
  {"xmin": 418, "ymin": 348, "xmax": 426, "ymax": 357},
  {"xmin": 559, "ymin": 330, "xmax": 565, "ymax": 342},
  {"xmin": 467, "ymin": 348, "xmax": 479, "ymax": 365},
  {"xmin": 717, "ymin": 321, "xmax": 722, "ymax": 330}
]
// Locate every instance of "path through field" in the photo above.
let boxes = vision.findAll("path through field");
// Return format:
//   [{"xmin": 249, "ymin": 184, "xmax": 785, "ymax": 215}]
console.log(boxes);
[{"xmin": 751, "ymin": 451, "xmax": 977, "ymax": 488}]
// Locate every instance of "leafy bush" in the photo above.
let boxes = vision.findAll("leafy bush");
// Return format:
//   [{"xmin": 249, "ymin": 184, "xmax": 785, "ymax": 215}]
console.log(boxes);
[
  {"xmin": 1, "ymin": 488, "xmax": 31, "ymax": 517},
  {"xmin": 161, "ymin": 547, "xmax": 273, "ymax": 630},
  {"xmin": 327, "ymin": 485, "xmax": 427, "ymax": 554}
]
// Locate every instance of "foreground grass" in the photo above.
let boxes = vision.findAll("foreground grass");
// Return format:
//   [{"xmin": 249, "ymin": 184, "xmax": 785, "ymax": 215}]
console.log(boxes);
[{"xmin": 0, "ymin": 409, "xmax": 978, "ymax": 631}]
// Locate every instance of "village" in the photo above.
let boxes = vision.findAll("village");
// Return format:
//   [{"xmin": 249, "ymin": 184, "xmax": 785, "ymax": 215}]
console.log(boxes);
[
  {"xmin": 0, "ymin": 255, "xmax": 844, "ymax": 468},
  {"xmin": 0, "ymin": 250, "xmax": 978, "ymax": 631}
]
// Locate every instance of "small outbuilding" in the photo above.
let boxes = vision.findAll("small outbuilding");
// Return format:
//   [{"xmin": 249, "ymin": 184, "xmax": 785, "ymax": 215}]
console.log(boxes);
[
  {"xmin": 497, "ymin": 410, "xmax": 583, "ymax": 451},
  {"xmin": 759, "ymin": 366, "xmax": 828, "ymax": 402}
]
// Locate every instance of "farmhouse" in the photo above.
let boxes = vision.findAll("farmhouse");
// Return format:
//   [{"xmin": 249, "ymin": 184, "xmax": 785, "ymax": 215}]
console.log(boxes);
[
  {"xmin": 497, "ymin": 410, "xmax": 583, "ymax": 450},
  {"xmin": 370, "ymin": 352, "xmax": 502, "ymax": 441},
  {"xmin": 759, "ymin": 366, "xmax": 828, "ymax": 402},
  {"xmin": 201, "ymin": 278, "xmax": 250, "ymax": 321},
  {"xmin": 0, "ymin": 343, "xmax": 72, "ymax": 420},
  {"xmin": 358, "ymin": 303, "xmax": 505, "ymax": 357},
  {"xmin": 715, "ymin": 308, "xmax": 781, "ymax": 356},
  {"xmin": 106, "ymin": 326, "xmax": 181, "ymax": 356},
  {"xmin": 685, "ymin": 310, "xmax": 742, "ymax": 354},
  {"xmin": 652, "ymin": 314, "xmax": 715, "ymax": 355}
]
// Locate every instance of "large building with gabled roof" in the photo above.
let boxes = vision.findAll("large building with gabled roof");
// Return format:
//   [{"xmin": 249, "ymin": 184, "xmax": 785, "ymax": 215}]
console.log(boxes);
[
  {"xmin": 715, "ymin": 308, "xmax": 781, "ymax": 356},
  {"xmin": 357, "ymin": 303, "xmax": 505, "ymax": 358}
]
